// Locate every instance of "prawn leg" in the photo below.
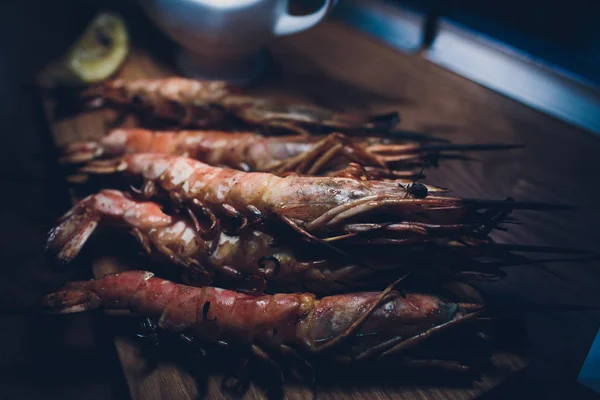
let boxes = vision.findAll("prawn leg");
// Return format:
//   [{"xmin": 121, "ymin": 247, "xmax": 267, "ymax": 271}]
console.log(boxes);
[
  {"xmin": 271, "ymin": 133, "xmax": 388, "ymax": 176},
  {"xmin": 305, "ymin": 143, "xmax": 349, "ymax": 176},
  {"xmin": 217, "ymin": 265, "xmax": 267, "ymax": 294},
  {"xmin": 377, "ymin": 308, "xmax": 483, "ymax": 359},
  {"xmin": 306, "ymin": 195, "xmax": 459, "ymax": 232},
  {"xmin": 251, "ymin": 344, "xmax": 285, "ymax": 383},
  {"xmin": 262, "ymin": 119, "xmax": 313, "ymax": 137},
  {"xmin": 129, "ymin": 180, "xmax": 158, "ymax": 200},
  {"xmin": 133, "ymin": 176, "xmax": 220, "ymax": 242},
  {"xmin": 181, "ymin": 263, "xmax": 214, "ymax": 287},
  {"xmin": 187, "ymin": 198, "xmax": 220, "ymax": 241},
  {"xmin": 249, "ymin": 343, "xmax": 313, "ymax": 385},
  {"xmin": 279, "ymin": 215, "xmax": 356, "ymax": 261},
  {"xmin": 179, "ymin": 333, "xmax": 208, "ymax": 361},
  {"xmin": 363, "ymin": 166, "xmax": 422, "ymax": 180},
  {"xmin": 221, "ymin": 204, "xmax": 249, "ymax": 234},
  {"xmin": 130, "ymin": 228, "xmax": 152, "ymax": 255},
  {"xmin": 328, "ymin": 164, "xmax": 422, "ymax": 180},
  {"xmin": 42, "ymin": 270, "xmax": 490, "ymax": 386},
  {"xmin": 306, "ymin": 195, "xmax": 387, "ymax": 232},
  {"xmin": 137, "ymin": 316, "xmax": 159, "ymax": 345},
  {"xmin": 279, "ymin": 344, "xmax": 315, "ymax": 383},
  {"xmin": 321, "ymin": 133, "xmax": 389, "ymax": 172},
  {"xmin": 312, "ymin": 275, "xmax": 408, "ymax": 353},
  {"xmin": 272, "ymin": 134, "xmax": 340, "ymax": 175},
  {"xmin": 135, "ymin": 317, "xmax": 164, "ymax": 373},
  {"xmin": 328, "ymin": 163, "xmax": 371, "ymax": 181}
]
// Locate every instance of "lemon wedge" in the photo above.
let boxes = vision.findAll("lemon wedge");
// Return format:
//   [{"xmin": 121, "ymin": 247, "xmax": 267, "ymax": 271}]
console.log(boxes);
[{"xmin": 39, "ymin": 12, "xmax": 129, "ymax": 87}]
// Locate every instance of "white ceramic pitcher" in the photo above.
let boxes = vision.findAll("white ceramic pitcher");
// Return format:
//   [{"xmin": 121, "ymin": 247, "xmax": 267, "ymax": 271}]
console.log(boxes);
[{"xmin": 139, "ymin": 0, "xmax": 338, "ymax": 83}]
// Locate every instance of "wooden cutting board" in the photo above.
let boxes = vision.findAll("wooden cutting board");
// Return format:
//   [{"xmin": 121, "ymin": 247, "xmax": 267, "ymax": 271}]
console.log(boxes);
[{"xmin": 39, "ymin": 22, "xmax": 528, "ymax": 400}]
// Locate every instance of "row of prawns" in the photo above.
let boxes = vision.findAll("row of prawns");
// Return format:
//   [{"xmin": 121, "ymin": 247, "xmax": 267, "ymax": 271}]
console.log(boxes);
[{"xmin": 42, "ymin": 77, "xmax": 566, "ymax": 390}]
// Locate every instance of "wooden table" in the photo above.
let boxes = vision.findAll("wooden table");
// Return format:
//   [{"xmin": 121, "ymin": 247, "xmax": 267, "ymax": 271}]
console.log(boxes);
[{"xmin": 2, "ymin": 0, "xmax": 600, "ymax": 399}]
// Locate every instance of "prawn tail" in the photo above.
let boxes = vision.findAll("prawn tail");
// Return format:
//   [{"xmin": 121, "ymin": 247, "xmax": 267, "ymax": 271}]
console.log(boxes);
[
  {"xmin": 41, "ymin": 281, "xmax": 102, "ymax": 314},
  {"xmin": 59, "ymin": 141, "xmax": 106, "ymax": 164},
  {"xmin": 45, "ymin": 207, "xmax": 100, "ymax": 265}
]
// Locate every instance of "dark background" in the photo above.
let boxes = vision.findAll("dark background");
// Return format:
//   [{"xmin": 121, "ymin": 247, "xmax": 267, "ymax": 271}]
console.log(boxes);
[
  {"xmin": 394, "ymin": 0, "xmax": 600, "ymax": 85},
  {"xmin": 0, "ymin": 1, "xmax": 137, "ymax": 398},
  {"xmin": 0, "ymin": 0, "xmax": 599, "ymax": 399}
]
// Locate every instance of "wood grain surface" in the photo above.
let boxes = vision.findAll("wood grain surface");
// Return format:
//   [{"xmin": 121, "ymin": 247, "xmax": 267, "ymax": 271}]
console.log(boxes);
[
  {"xmin": 35, "ymin": 3, "xmax": 600, "ymax": 400},
  {"xmin": 40, "ymin": 44, "xmax": 529, "ymax": 400}
]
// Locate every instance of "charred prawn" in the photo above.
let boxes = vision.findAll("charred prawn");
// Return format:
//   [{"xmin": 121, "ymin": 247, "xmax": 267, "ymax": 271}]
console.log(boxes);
[
  {"xmin": 41, "ymin": 270, "xmax": 484, "ymax": 374},
  {"xmin": 71, "ymin": 153, "xmax": 565, "ymax": 246},
  {"xmin": 60, "ymin": 128, "xmax": 519, "ymax": 179},
  {"xmin": 45, "ymin": 190, "xmax": 525, "ymax": 294},
  {"xmin": 56, "ymin": 77, "xmax": 410, "ymax": 137}
]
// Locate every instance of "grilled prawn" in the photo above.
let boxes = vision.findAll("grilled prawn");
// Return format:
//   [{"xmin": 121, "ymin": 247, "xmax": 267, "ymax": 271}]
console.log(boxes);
[
  {"xmin": 61, "ymin": 77, "xmax": 412, "ymax": 137},
  {"xmin": 45, "ymin": 190, "xmax": 515, "ymax": 293},
  {"xmin": 45, "ymin": 190, "xmax": 375, "ymax": 293},
  {"xmin": 74, "ymin": 153, "xmax": 527, "ymax": 244},
  {"xmin": 60, "ymin": 128, "xmax": 518, "ymax": 179},
  {"xmin": 41, "ymin": 270, "xmax": 484, "ymax": 371}
]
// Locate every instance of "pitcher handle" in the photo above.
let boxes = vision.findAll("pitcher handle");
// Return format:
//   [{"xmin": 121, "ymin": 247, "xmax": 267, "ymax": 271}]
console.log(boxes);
[{"xmin": 274, "ymin": 0, "xmax": 337, "ymax": 36}]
